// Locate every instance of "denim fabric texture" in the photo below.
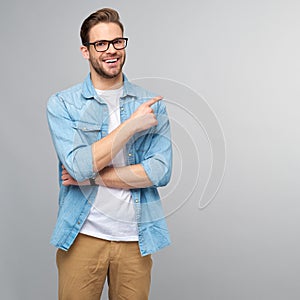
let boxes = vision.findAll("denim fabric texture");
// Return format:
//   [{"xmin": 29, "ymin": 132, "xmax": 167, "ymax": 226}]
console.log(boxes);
[{"xmin": 47, "ymin": 74, "xmax": 172, "ymax": 256}]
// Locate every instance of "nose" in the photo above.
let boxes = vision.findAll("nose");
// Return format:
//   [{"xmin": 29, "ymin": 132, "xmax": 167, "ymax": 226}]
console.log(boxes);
[{"xmin": 106, "ymin": 42, "xmax": 117, "ymax": 53}]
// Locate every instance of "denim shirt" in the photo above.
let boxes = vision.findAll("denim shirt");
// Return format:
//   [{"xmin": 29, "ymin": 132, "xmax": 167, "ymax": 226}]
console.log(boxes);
[{"xmin": 47, "ymin": 74, "xmax": 172, "ymax": 256}]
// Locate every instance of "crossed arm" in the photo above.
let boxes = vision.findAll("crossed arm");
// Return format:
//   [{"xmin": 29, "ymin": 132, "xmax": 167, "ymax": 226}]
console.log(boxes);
[
  {"xmin": 62, "ymin": 164, "xmax": 151, "ymax": 189},
  {"xmin": 61, "ymin": 96, "xmax": 162, "ymax": 189}
]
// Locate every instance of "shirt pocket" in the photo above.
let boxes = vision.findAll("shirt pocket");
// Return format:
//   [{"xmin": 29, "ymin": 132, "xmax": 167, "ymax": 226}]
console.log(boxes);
[{"xmin": 72, "ymin": 121, "xmax": 102, "ymax": 145}]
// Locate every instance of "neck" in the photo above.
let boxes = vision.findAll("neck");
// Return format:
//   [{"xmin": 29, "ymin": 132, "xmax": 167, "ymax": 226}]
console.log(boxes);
[{"xmin": 90, "ymin": 70, "xmax": 123, "ymax": 90}]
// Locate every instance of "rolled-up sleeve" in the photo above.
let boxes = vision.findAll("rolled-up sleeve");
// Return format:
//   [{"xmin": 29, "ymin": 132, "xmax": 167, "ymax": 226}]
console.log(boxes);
[
  {"xmin": 47, "ymin": 95, "xmax": 97, "ymax": 182},
  {"xmin": 140, "ymin": 100, "xmax": 172, "ymax": 187}
]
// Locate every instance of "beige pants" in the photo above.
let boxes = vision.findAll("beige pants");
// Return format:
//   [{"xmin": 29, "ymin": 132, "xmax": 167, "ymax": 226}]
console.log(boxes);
[{"xmin": 56, "ymin": 233, "xmax": 152, "ymax": 300}]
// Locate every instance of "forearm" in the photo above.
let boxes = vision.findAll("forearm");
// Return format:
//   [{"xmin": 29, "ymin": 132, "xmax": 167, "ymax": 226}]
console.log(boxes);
[
  {"xmin": 96, "ymin": 164, "xmax": 153, "ymax": 189},
  {"xmin": 92, "ymin": 119, "xmax": 135, "ymax": 172},
  {"xmin": 92, "ymin": 96, "xmax": 162, "ymax": 173}
]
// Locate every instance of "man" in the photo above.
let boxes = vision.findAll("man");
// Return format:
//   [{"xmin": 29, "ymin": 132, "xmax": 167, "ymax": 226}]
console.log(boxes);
[{"xmin": 47, "ymin": 7, "xmax": 172, "ymax": 300}]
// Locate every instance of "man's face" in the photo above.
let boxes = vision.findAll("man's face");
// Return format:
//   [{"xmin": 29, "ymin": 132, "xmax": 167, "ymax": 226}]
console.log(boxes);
[{"xmin": 87, "ymin": 22, "xmax": 126, "ymax": 79}]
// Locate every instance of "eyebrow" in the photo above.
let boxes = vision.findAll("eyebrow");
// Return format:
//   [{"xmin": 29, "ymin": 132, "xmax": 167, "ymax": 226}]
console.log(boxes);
[{"xmin": 91, "ymin": 37, "xmax": 124, "ymax": 43}]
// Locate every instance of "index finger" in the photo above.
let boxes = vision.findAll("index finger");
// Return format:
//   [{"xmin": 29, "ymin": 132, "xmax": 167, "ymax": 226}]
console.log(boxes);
[{"xmin": 144, "ymin": 96, "xmax": 163, "ymax": 107}]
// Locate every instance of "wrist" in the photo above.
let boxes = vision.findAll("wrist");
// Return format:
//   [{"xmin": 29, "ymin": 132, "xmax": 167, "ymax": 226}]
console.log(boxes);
[
  {"xmin": 89, "ymin": 177, "xmax": 97, "ymax": 186},
  {"xmin": 95, "ymin": 173, "xmax": 104, "ymax": 186},
  {"xmin": 122, "ymin": 118, "xmax": 137, "ymax": 136}
]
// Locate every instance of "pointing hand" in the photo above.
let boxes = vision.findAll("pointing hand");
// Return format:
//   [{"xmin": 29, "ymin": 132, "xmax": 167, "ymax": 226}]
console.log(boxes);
[{"xmin": 128, "ymin": 96, "xmax": 162, "ymax": 133}]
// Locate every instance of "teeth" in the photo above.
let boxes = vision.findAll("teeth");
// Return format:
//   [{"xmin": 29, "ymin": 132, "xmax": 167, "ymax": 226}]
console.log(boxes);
[{"xmin": 105, "ymin": 59, "xmax": 117, "ymax": 63}]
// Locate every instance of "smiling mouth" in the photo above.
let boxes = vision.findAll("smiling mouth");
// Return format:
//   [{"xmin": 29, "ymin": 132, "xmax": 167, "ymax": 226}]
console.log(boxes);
[{"xmin": 104, "ymin": 58, "xmax": 118, "ymax": 64}]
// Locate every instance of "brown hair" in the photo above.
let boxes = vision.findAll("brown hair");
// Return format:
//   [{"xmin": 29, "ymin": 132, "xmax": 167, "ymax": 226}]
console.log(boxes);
[{"xmin": 80, "ymin": 8, "xmax": 124, "ymax": 45}]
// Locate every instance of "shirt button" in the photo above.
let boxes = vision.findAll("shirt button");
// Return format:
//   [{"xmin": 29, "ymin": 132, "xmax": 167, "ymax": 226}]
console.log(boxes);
[
  {"xmin": 77, "ymin": 221, "xmax": 81, "ymax": 225},
  {"xmin": 128, "ymin": 153, "xmax": 132, "ymax": 157},
  {"xmin": 120, "ymin": 106, "xmax": 124, "ymax": 111},
  {"xmin": 135, "ymin": 199, "xmax": 139, "ymax": 203}
]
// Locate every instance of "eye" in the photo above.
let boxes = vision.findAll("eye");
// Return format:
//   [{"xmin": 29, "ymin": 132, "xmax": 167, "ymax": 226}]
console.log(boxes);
[
  {"xmin": 95, "ymin": 41, "xmax": 107, "ymax": 47},
  {"xmin": 113, "ymin": 38, "xmax": 123, "ymax": 45}
]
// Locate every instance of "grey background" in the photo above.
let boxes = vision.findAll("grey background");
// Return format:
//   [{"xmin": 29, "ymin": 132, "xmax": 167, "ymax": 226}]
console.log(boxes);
[{"xmin": 1, "ymin": 0, "xmax": 300, "ymax": 299}]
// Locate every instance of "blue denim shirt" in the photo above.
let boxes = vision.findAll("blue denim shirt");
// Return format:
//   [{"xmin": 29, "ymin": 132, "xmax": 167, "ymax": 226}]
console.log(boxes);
[{"xmin": 47, "ymin": 74, "xmax": 172, "ymax": 256}]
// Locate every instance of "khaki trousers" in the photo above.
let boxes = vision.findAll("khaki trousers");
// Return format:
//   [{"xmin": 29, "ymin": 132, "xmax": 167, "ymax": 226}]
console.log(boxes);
[{"xmin": 56, "ymin": 233, "xmax": 152, "ymax": 300}]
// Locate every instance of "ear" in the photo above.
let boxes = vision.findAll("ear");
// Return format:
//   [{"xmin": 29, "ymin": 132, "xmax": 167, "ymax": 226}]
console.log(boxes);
[{"xmin": 80, "ymin": 46, "xmax": 90, "ymax": 60}]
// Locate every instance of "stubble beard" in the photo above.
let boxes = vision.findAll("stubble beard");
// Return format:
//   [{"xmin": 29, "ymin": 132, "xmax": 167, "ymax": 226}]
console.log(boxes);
[{"xmin": 90, "ymin": 54, "xmax": 126, "ymax": 79}]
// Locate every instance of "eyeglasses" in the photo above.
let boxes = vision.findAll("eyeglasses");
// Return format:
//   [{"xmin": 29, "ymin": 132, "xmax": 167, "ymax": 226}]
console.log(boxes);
[{"xmin": 84, "ymin": 37, "xmax": 128, "ymax": 52}]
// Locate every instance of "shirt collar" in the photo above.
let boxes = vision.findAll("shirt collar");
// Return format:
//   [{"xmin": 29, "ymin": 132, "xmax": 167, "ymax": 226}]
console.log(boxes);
[
  {"xmin": 122, "ymin": 74, "xmax": 138, "ymax": 98},
  {"xmin": 81, "ymin": 73, "xmax": 138, "ymax": 102}
]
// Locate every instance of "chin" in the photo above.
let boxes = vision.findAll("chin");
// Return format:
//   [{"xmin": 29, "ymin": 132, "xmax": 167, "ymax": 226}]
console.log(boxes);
[{"xmin": 104, "ymin": 70, "xmax": 122, "ymax": 79}]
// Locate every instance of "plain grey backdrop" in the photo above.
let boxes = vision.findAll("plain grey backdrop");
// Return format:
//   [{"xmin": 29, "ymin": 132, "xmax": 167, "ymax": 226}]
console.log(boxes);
[{"xmin": 1, "ymin": 0, "xmax": 300, "ymax": 299}]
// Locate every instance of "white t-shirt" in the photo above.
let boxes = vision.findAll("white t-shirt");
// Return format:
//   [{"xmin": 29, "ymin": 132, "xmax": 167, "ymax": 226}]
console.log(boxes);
[{"xmin": 80, "ymin": 86, "xmax": 138, "ymax": 241}]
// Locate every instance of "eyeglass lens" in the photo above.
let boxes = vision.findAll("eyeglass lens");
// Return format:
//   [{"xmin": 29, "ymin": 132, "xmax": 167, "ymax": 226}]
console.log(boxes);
[{"xmin": 95, "ymin": 39, "xmax": 127, "ymax": 52}]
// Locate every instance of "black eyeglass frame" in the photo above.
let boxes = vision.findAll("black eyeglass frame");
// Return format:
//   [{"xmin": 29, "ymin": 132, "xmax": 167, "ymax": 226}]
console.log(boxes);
[{"xmin": 84, "ymin": 37, "xmax": 128, "ymax": 52}]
